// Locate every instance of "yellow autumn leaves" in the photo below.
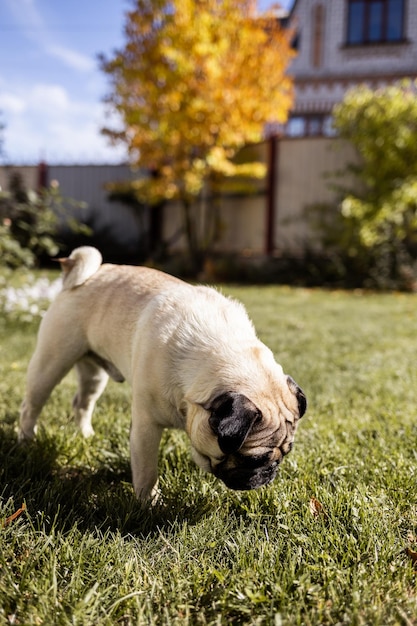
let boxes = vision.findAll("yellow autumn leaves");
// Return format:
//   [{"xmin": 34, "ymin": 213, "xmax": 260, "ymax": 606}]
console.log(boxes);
[{"xmin": 101, "ymin": 0, "xmax": 294, "ymax": 203}]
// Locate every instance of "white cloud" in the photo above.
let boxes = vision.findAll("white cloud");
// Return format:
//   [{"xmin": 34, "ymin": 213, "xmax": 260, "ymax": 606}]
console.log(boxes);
[
  {"xmin": 2, "ymin": 81, "xmax": 127, "ymax": 164},
  {"xmin": 5, "ymin": 0, "xmax": 96, "ymax": 74},
  {"xmin": 1, "ymin": 0, "xmax": 126, "ymax": 163},
  {"xmin": 5, "ymin": 114, "xmax": 127, "ymax": 164},
  {"xmin": 45, "ymin": 116, "xmax": 126, "ymax": 162},
  {"xmin": 5, "ymin": 0, "xmax": 44, "ymax": 31},
  {"xmin": 0, "ymin": 93, "xmax": 27, "ymax": 114},
  {"xmin": 46, "ymin": 45, "xmax": 96, "ymax": 73},
  {"xmin": 29, "ymin": 84, "xmax": 71, "ymax": 113}
]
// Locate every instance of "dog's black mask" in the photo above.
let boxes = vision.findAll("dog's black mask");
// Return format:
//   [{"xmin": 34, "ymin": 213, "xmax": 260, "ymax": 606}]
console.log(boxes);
[
  {"xmin": 214, "ymin": 453, "xmax": 280, "ymax": 491},
  {"xmin": 207, "ymin": 384, "xmax": 306, "ymax": 491}
]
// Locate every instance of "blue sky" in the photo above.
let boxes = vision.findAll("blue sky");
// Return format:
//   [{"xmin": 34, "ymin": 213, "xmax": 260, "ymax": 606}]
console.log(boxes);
[{"xmin": 0, "ymin": 0, "xmax": 292, "ymax": 165}]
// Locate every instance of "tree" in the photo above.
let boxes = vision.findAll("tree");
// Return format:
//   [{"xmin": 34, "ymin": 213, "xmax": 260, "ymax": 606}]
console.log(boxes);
[
  {"xmin": 100, "ymin": 0, "xmax": 294, "ymax": 269},
  {"xmin": 311, "ymin": 81, "xmax": 417, "ymax": 290}
]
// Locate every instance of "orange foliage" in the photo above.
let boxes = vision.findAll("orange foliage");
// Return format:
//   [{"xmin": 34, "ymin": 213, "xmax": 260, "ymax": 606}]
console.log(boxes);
[{"xmin": 101, "ymin": 0, "xmax": 294, "ymax": 203}]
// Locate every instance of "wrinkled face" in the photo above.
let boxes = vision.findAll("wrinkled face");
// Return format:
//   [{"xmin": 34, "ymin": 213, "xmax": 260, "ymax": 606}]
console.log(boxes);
[{"xmin": 189, "ymin": 376, "xmax": 307, "ymax": 491}]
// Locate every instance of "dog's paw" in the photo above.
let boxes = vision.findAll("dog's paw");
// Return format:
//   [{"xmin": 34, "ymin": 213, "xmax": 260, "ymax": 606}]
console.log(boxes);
[
  {"xmin": 17, "ymin": 425, "xmax": 37, "ymax": 443},
  {"xmin": 79, "ymin": 424, "xmax": 95, "ymax": 438},
  {"xmin": 150, "ymin": 484, "xmax": 163, "ymax": 507},
  {"xmin": 133, "ymin": 481, "xmax": 162, "ymax": 507}
]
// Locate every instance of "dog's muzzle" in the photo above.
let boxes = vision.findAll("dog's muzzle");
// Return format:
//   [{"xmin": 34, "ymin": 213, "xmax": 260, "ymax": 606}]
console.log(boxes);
[
  {"xmin": 212, "ymin": 451, "xmax": 281, "ymax": 491},
  {"xmin": 203, "ymin": 380, "xmax": 307, "ymax": 492}
]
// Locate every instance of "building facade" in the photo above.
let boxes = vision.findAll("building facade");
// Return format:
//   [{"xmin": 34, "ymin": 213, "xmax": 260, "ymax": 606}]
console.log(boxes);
[{"xmin": 285, "ymin": 0, "xmax": 417, "ymax": 136}]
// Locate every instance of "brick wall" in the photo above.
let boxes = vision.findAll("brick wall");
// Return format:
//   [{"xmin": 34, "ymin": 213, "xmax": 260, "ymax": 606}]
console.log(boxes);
[{"xmin": 289, "ymin": 0, "xmax": 417, "ymax": 115}]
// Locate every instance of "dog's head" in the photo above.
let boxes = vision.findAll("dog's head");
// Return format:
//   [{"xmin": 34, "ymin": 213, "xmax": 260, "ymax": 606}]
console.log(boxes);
[{"xmin": 188, "ymin": 376, "xmax": 307, "ymax": 491}]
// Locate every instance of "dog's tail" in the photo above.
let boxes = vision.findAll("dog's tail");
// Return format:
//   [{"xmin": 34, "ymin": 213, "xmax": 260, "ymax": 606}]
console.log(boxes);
[{"xmin": 56, "ymin": 246, "xmax": 103, "ymax": 290}]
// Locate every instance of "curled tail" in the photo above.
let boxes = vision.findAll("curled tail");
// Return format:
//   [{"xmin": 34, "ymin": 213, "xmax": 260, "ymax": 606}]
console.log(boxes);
[{"xmin": 57, "ymin": 246, "xmax": 103, "ymax": 290}]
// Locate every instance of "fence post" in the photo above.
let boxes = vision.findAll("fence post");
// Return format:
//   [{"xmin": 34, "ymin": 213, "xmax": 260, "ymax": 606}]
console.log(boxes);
[{"xmin": 265, "ymin": 136, "xmax": 278, "ymax": 256}]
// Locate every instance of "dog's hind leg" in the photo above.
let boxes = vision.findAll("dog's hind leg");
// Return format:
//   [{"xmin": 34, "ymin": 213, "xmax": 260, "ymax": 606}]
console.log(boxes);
[
  {"xmin": 72, "ymin": 355, "xmax": 109, "ymax": 437},
  {"xmin": 19, "ymin": 344, "xmax": 84, "ymax": 441},
  {"xmin": 19, "ymin": 303, "xmax": 89, "ymax": 441}
]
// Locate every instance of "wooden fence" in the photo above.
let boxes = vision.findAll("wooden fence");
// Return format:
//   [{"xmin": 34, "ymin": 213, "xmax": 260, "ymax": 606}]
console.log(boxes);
[{"xmin": 0, "ymin": 136, "xmax": 358, "ymax": 260}]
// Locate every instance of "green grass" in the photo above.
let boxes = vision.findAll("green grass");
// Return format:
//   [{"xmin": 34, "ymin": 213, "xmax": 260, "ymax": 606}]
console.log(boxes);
[{"xmin": 0, "ymin": 280, "xmax": 416, "ymax": 625}]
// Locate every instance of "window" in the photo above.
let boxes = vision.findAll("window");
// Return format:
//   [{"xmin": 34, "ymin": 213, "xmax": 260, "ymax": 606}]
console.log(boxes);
[
  {"xmin": 286, "ymin": 116, "xmax": 306, "ymax": 137},
  {"xmin": 285, "ymin": 115, "xmax": 335, "ymax": 137},
  {"xmin": 347, "ymin": 0, "xmax": 405, "ymax": 45}
]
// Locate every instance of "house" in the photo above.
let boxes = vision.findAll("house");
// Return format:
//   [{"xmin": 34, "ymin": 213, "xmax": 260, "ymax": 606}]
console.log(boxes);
[
  {"xmin": 3, "ymin": 2, "xmax": 417, "ymax": 264},
  {"xmin": 163, "ymin": 0, "xmax": 417, "ymax": 257},
  {"xmin": 284, "ymin": 0, "xmax": 417, "ymax": 136}
]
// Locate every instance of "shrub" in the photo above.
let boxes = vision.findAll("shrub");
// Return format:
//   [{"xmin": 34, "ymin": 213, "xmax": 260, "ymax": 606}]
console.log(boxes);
[
  {"xmin": 0, "ymin": 171, "xmax": 90, "ymax": 270},
  {"xmin": 308, "ymin": 81, "xmax": 417, "ymax": 291}
]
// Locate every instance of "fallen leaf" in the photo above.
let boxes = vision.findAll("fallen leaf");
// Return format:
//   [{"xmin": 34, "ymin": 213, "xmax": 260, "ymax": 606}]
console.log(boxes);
[
  {"xmin": 405, "ymin": 547, "xmax": 417, "ymax": 568},
  {"xmin": 309, "ymin": 497, "xmax": 328, "ymax": 519},
  {"xmin": 2, "ymin": 503, "xmax": 26, "ymax": 528}
]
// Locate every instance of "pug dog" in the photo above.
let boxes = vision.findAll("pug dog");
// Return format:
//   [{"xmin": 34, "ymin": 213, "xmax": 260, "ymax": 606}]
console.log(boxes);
[{"xmin": 19, "ymin": 247, "xmax": 306, "ymax": 501}]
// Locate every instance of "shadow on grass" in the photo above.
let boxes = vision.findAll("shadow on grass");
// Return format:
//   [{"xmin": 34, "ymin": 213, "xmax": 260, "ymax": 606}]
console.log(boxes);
[{"xmin": 0, "ymin": 420, "xmax": 214, "ymax": 538}]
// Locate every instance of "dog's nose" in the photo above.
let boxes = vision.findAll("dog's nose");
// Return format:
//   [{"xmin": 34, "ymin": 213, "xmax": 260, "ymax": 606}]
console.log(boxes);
[{"xmin": 287, "ymin": 376, "xmax": 307, "ymax": 417}]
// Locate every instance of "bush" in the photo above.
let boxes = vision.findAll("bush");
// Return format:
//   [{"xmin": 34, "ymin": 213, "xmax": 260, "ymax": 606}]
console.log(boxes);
[
  {"xmin": 0, "ymin": 171, "xmax": 90, "ymax": 270},
  {"xmin": 308, "ymin": 81, "xmax": 417, "ymax": 291},
  {"xmin": 0, "ymin": 272, "xmax": 62, "ymax": 324}
]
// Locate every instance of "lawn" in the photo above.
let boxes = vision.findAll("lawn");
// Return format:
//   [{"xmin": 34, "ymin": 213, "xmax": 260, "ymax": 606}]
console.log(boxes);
[{"xmin": 0, "ymin": 274, "xmax": 416, "ymax": 625}]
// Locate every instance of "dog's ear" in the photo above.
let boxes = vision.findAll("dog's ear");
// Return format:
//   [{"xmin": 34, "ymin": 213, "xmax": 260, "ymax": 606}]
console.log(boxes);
[
  {"xmin": 287, "ymin": 376, "xmax": 307, "ymax": 417},
  {"xmin": 206, "ymin": 392, "xmax": 261, "ymax": 454}
]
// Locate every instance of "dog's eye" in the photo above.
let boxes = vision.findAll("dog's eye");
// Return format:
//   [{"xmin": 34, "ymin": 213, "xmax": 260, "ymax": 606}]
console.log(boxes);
[{"xmin": 252, "ymin": 412, "xmax": 262, "ymax": 427}]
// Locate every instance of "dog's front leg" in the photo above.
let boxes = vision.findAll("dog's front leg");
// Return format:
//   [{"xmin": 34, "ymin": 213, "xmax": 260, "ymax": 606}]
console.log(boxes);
[{"xmin": 130, "ymin": 405, "xmax": 163, "ymax": 502}]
